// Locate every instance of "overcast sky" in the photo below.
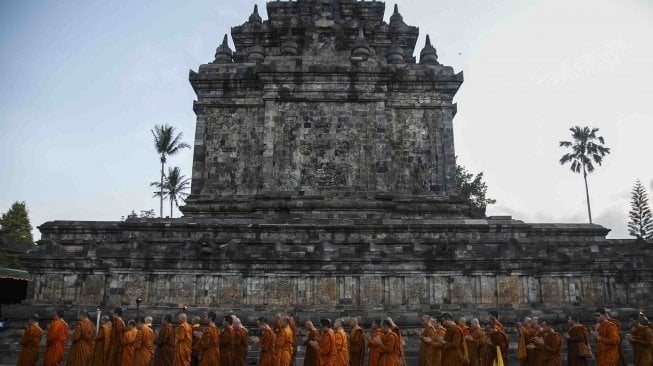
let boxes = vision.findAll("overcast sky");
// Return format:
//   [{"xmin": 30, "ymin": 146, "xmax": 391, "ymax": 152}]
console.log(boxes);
[{"xmin": 1, "ymin": 0, "xmax": 652, "ymax": 240}]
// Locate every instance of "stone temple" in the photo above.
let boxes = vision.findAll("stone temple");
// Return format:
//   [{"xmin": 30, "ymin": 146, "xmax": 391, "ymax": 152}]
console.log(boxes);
[{"xmin": 12, "ymin": 0, "xmax": 653, "ymax": 328}]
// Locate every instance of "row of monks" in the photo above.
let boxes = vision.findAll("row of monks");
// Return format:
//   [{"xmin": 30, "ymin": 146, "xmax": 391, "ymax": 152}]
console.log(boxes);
[{"xmin": 15, "ymin": 307, "xmax": 653, "ymax": 366}]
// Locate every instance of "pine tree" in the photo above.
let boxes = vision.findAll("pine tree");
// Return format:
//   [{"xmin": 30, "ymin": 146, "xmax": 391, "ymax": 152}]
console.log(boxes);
[
  {"xmin": 628, "ymin": 179, "xmax": 653, "ymax": 240},
  {"xmin": 0, "ymin": 201, "xmax": 34, "ymax": 245}
]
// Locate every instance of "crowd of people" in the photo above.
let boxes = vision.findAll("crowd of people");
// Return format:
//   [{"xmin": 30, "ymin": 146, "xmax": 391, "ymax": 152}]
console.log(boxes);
[{"xmin": 14, "ymin": 307, "xmax": 653, "ymax": 366}]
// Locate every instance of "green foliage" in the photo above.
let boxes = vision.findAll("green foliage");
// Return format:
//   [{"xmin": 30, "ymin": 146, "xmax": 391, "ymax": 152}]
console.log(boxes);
[
  {"xmin": 124, "ymin": 209, "xmax": 157, "ymax": 220},
  {"xmin": 151, "ymin": 166, "xmax": 190, "ymax": 218},
  {"xmin": 628, "ymin": 179, "xmax": 653, "ymax": 241},
  {"xmin": 0, "ymin": 201, "xmax": 34, "ymax": 245},
  {"xmin": 151, "ymin": 124, "xmax": 190, "ymax": 218},
  {"xmin": 0, "ymin": 251, "xmax": 26, "ymax": 270},
  {"xmin": 559, "ymin": 126, "xmax": 610, "ymax": 223},
  {"xmin": 455, "ymin": 163, "xmax": 496, "ymax": 216}
]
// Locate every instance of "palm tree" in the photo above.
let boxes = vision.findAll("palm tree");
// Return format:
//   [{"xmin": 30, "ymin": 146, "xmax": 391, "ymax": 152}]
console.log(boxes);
[
  {"xmin": 559, "ymin": 126, "xmax": 610, "ymax": 223},
  {"xmin": 151, "ymin": 124, "xmax": 190, "ymax": 218},
  {"xmin": 163, "ymin": 167, "xmax": 190, "ymax": 218}
]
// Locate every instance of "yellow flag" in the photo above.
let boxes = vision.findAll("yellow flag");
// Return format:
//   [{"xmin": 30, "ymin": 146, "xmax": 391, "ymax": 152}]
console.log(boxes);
[{"xmin": 494, "ymin": 346, "xmax": 504, "ymax": 366}]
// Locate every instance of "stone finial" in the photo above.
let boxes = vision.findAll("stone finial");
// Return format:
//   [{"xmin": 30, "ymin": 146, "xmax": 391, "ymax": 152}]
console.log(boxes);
[
  {"xmin": 389, "ymin": 4, "xmax": 404, "ymax": 25},
  {"xmin": 419, "ymin": 34, "xmax": 439, "ymax": 65},
  {"xmin": 214, "ymin": 34, "xmax": 233, "ymax": 64},
  {"xmin": 280, "ymin": 27, "xmax": 299, "ymax": 56},
  {"xmin": 351, "ymin": 27, "xmax": 371, "ymax": 60},
  {"xmin": 247, "ymin": 35, "xmax": 266, "ymax": 63},
  {"xmin": 249, "ymin": 4, "xmax": 262, "ymax": 23},
  {"xmin": 385, "ymin": 37, "xmax": 404, "ymax": 64}
]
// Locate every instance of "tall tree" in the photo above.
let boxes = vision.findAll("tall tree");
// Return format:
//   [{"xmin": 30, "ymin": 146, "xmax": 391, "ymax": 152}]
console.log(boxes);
[
  {"xmin": 455, "ymin": 162, "xmax": 496, "ymax": 217},
  {"xmin": 151, "ymin": 167, "xmax": 190, "ymax": 218},
  {"xmin": 628, "ymin": 179, "xmax": 653, "ymax": 240},
  {"xmin": 559, "ymin": 126, "xmax": 610, "ymax": 224},
  {"xmin": 151, "ymin": 124, "xmax": 190, "ymax": 218},
  {"xmin": 0, "ymin": 201, "xmax": 34, "ymax": 245}
]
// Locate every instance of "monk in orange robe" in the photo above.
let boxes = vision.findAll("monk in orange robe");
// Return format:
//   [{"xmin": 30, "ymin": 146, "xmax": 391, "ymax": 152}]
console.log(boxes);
[
  {"xmin": 437, "ymin": 314, "xmax": 464, "ymax": 366},
  {"xmin": 288, "ymin": 314, "xmax": 298, "ymax": 366},
  {"xmin": 67, "ymin": 311, "xmax": 96, "ymax": 366},
  {"xmin": 304, "ymin": 321, "xmax": 321, "ymax": 366},
  {"xmin": 311, "ymin": 318, "xmax": 337, "ymax": 366},
  {"xmin": 109, "ymin": 307, "xmax": 126, "ymax": 366},
  {"xmin": 45, "ymin": 309, "xmax": 69, "ymax": 366},
  {"xmin": 233, "ymin": 316, "xmax": 248, "ymax": 366},
  {"xmin": 427, "ymin": 318, "xmax": 447, "ymax": 366},
  {"xmin": 191, "ymin": 316, "xmax": 202, "ymax": 366},
  {"xmin": 120, "ymin": 321, "xmax": 138, "ymax": 366},
  {"xmin": 487, "ymin": 313, "xmax": 509, "ymax": 366},
  {"xmin": 366, "ymin": 320, "xmax": 383, "ymax": 366},
  {"xmin": 386, "ymin": 319, "xmax": 403, "ymax": 366},
  {"xmin": 592, "ymin": 308, "xmax": 620, "ymax": 366},
  {"xmin": 92, "ymin": 316, "xmax": 111, "ymax": 366},
  {"xmin": 197, "ymin": 311, "xmax": 220, "ymax": 366},
  {"xmin": 606, "ymin": 313, "xmax": 626, "ymax": 366},
  {"xmin": 626, "ymin": 313, "xmax": 653, "ymax": 366},
  {"xmin": 375, "ymin": 320, "xmax": 400, "ymax": 366},
  {"xmin": 565, "ymin": 315, "xmax": 589, "ymax": 366},
  {"xmin": 256, "ymin": 317, "xmax": 277, "ymax": 366},
  {"xmin": 334, "ymin": 319, "xmax": 350, "ymax": 366},
  {"xmin": 414, "ymin": 315, "xmax": 435, "ymax": 366},
  {"xmin": 275, "ymin": 316, "xmax": 295, "ymax": 366},
  {"xmin": 532, "ymin": 322, "xmax": 562, "ymax": 366},
  {"xmin": 517, "ymin": 317, "xmax": 537, "ymax": 366},
  {"xmin": 173, "ymin": 313, "xmax": 193, "ymax": 366},
  {"xmin": 18, "ymin": 314, "xmax": 43, "ymax": 366},
  {"xmin": 134, "ymin": 316, "xmax": 154, "ymax": 366},
  {"xmin": 153, "ymin": 314, "xmax": 175, "ymax": 366},
  {"xmin": 220, "ymin": 315, "xmax": 236, "ymax": 366},
  {"xmin": 349, "ymin": 317, "xmax": 365, "ymax": 366},
  {"xmin": 467, "ymin": 318, "xmax": 486, "ymax": 366}
]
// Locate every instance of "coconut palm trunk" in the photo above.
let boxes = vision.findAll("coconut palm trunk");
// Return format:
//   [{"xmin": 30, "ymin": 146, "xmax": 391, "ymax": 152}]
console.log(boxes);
[
  {"xmin": 583, "ymin": 167, "xmax": 592, "ymax": 224},
  {"xmin": 160, "ymin": 158, "xmax": 165, "ymax": 218}
]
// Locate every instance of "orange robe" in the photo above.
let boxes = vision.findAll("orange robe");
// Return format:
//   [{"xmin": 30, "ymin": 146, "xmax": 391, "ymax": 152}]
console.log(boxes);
[
  {"xmin": 629, "ymin": 325, "xmax": 653, "ymax": 366},
  {"xmin": 519, "ymin": 326, "xmax": 538, "ymax": 366},
  {"xmin": 153, "ymin": 324, "xmax": 175, "ymax": 366},
  {"xmin": 349, "ymin": 326, "xmax": 365, "ymax": 366},
  {"xmin": 378, "ymin": 331, "xmax": 400, "ymax": 366},
  {"xmin": 304, "ymin": 328, "xmax": 321, "ymax": 366},
  {"xmin": 198, "ymin": 325, "xmax": 220, "ymax": 366},
  {"xmin": 597, "ymin": 321, "xmax": 620, "ymax": 366},
  {"xmin": 318, "ymin": 329, "xmax": 337, "ymax": 366},
  {"xmin": 418, "ymin": 324, "xmax": 436, "ymax": 366},
  {"xmin": 173, "ymin": 323, "xmax": 193, "ymax": 366},
  {"xmin": 441, "ymin": 325, "xmax": 465, "ymax": 366},
  {"xmin": 537, "ymin": 332, "xmax": 562, "ymax": 366},
  {"xmin": 45, "ymin": 319, "xmax": 69, "ymax": 366},
  {"xmin": 67, "ymin": 318, "xmax": 96, "ymax": 366},
  {"xmin": 260, "ymin": 327, "xmax": 277, "ymax": 366},
  {"xmin": 335, "ymin": 329, "xmax": 350, "ymax": 366},
  {"xmin": 490, "ymin": 327, "xmax": 510, "ymax": 366},
  {"xmin": 468, "ymin": 327, "xmax": 486, "ymax": 366},
  {"xmin": 567, "ymin": 325, "xmax": 588, "ymax": 366},
  {"xmin": 275, "ymin": 326, "xmax": 295, "ymax": 366},
  {"xmin": 220, "ymin": 326, "xmax": 235, "ymax": 366},
  {"xmin": 428, "ymin": 328, "xmax": 447, "ymax": 366},
  {"xmin": 368, "ymin": 329, "xmax": 383, "ymax": 366},
  {"xmin": 92, "ymin": 323, "xmax": 111, "ymax": 366},
  {"xmin": 18, "ymin": 323, "xmax": 43, "ymax": 366},
  {"xmin": 289, "ymin": 319, "xmax": 298, "ymax": 366},
  {"xmin": 134, "ymin": 325, "xmax": 154, "ymax": 366},
  {"xmin": 120, "ymin": 329, "xmax": 139, "ymax": 366},
  {"xmin": 390, "ymin": 327, "xmax": 403, "ymax": 362},
  {"xmin": 234, "ymin": 327, "xmax": 248, "ymax": 366},
  {"xmin": 110, "ymin": 318, "xmax": 126, "ymax": 366}
]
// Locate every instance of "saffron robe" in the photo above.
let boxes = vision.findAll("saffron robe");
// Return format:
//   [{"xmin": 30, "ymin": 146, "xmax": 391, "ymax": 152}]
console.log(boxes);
[
  {"xmin": 427, "ymin": 328, "xmax": 447, "ymax": 366},
  {"xmin": 349, "ymin": 326, "xmax": 365, "ymax": 366},
  {"xmin": 235, "ymin": 327, "xmax": 249, "ymax": 366},
  {"xmin": 173, "ymin": 323, "xmax": 193, "ymax": 366},
  {"xmin": 259, "ymin": 327, "xmax": 277, "ymax": 366},
  {"xmin": 597, "ymin": 321, "xmax": 620, "ymax": 366},
  {"xmin": 120, "ymin": 329, "xmax": 139, "ymax": 366},
  {"xmin": 335, "ymin": 329, "xmax": 350, "ymax": 366},
  {"xmin": 18, "ymin": 323, "xmax": 43, "ymax": 366},
  {"xmin": 153, "ymin": 324, "xmax": 175, "ymax": 366},
  {"xmin": 109, "ymin": 318, "xmax": 126, "ymax": 366},
  {"xmin": 629, "ymin": 325, "xmax": 653, "ymax": 366},
  {"xmin": 134, "ymin": 325, "xmax": 154, "ymax": 366},
  {"xmin": 197, "ymin": 325, "xmax": 220, "ymax": 366},
  {"xmin": 418, "ymin": 324, "xmax": 436, "ymax": 366},
  {"xmin": 45, "ymin": 319, "xmax": 69, "ymax": 366},
  {"xmin": 303, "ymin": 328, "xmax": 321, "ymax": 366},
  {"xmin": 468, "ymin": 328, "xmax": 486, "ymax": 366},
  {"xmin": 567, "ymin": 325, "xmax": 589, "ymax": 366},
  {"xmin": 378, "ymin": 331, "xmax": 400, "ymax": 366},
  {"xmin": 220, "ymin": 326, "xmax": 235, "ymax": 366},
  {"xmin": 92, "ymin": 323, "xmax": 111, "ymax": 366},
  {"xmin": 489, "ymin": 327, "xmax": 510, "ymax": 366},
  {"xmin": 67, "ymin": 318, "xmax": 96, "ymax": 366},
  {"xmin": 441, "ymin": 325, "xmax": 465, "ymax": 366},
  {"xmin": 537, "ymin": 332, "xmax": 562, "ymax": 366},
  {"xmin": 317, "ymin": 330, "xmax": 337, "ymax": 366},
  {"xmin": 368, "ymin": 329, "xmax": 383, "ymax": 366},
  {"xmin": 275, "ymin": 326, "xmax": 295, "ymax": 366}
]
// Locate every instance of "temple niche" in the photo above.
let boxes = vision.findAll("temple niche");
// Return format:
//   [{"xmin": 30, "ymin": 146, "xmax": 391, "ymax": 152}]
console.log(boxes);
[{"xmin": 14, "ymin": 0, "xmax": 653, "ymax": 327}]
